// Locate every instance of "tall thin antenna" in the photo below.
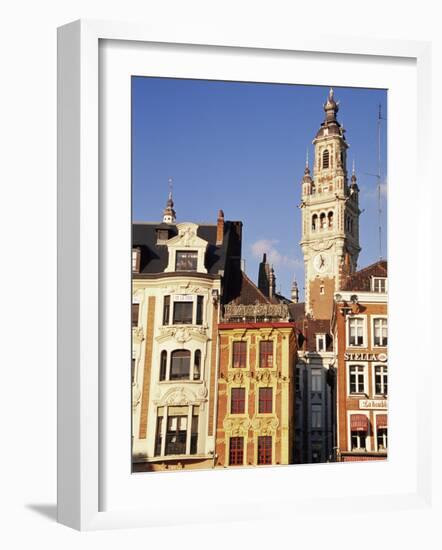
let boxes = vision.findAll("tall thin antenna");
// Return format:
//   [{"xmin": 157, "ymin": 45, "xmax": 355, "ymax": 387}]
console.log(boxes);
[
  {"xmin": 168, "ymin": 177, "xmax": 173, "ymax": 198},
  {"xmin": 377, "ymin": 105, "xmax": 384, "ymax": 260}
]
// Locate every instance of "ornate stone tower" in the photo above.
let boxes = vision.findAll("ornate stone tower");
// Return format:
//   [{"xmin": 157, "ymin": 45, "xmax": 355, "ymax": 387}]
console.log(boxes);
[{"xmin": 300, "ymin": 89, "xmax": 361, "ymax": 319}]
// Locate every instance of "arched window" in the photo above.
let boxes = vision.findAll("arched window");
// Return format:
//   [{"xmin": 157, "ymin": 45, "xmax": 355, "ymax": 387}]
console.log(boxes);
[
  {"xmin": 322, "ymin": 149, "xmax": 330, "ymax": 169},
  {"xmin": 170, "ymin": 350, "xmax": 191, "ymax": 380},
  {"xmin": 159, "ymin": 350, "xmax": 167, "ymax": 381},
  {"xmin": 311, "ymin": 183, "xmax": 316, "ymax": 194},
  {"xmin": 320, "ymin": 213, "xmax": 326, "ymax": 229},
  {"xmin": 193, "ymin": 350, "xmax": 201, "ymax": 380},
  {"xmin": 328, "ymin": 211, "xmax": 334, "ymax": 228},
  {"xmin": 312, "ymin": 214, "xmax": 318, "ymax": 231}
]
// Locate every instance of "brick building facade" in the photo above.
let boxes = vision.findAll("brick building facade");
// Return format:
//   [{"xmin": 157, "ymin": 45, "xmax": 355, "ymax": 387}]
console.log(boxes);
[{"xmin": 332, "ymin": 261, "xmax": 388, "ymax": 461}]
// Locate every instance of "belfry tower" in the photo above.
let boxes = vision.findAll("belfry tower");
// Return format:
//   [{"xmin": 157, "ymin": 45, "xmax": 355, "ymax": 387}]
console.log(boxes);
[{"xmin": 300, "ymin": 89, "xmax": 361, "ymax": 318}]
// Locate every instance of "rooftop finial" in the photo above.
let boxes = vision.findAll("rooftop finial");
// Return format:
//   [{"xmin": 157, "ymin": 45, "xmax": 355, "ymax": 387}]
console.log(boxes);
[
  {"xmin": 323, "ymin": 87, "xmax": 339, "ymax": 122},
  {"xmin": 162, "ymin": 177, "xmax": 176, "ymax": 223},
  {"xmin": 352, "ymin": 160, "xmax": 355, "ymax": 176},
  {"xmin": 304, "ymin": 148, "xmax": 311, "ymax": 178}
]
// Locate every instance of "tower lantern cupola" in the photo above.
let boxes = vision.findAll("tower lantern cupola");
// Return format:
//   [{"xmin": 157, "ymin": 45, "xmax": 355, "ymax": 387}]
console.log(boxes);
[
  {"xmin": 291, "ymin": 278, "xmax": 299, "ymax": 303},
  {"xmin": 162, "ymin": 191, "xmax": 176, "ymax": 224},
  {"xmin": 323, "ymin": 88, "xmax": 339, "ymax": 122}
]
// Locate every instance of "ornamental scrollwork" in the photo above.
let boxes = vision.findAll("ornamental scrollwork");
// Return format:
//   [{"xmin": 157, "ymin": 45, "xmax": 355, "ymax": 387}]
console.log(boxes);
[
  {"xmin": 223, "ymin": 417, "xmax": 251, "ymax": 436},
  {"xmin": 223, "ymin": 303, "xmax": 290, "ymax": 321},
  {"xmin": 132, "ymin": 383, "xmax": 142, "ymax": 410},
  {"xmin": 132, "ymin": 326, "xmax": 144, "ymax": 343},
  {"xmin": 156, "ymin": 325, "xmax": 208, "ymax": 343},
  {"xmin": 251, "ymin": 416, "xmax": 279, "ymax": 435}
]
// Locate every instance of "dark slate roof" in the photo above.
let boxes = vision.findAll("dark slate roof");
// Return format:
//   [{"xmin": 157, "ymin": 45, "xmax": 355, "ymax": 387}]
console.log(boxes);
[
  {"xmin": 294, "ymin": 317, "xmax": 333, "ymax": 353},
  {"xmin": 288, "ymin": 302, "xmax": 305, "ymax": 322},
  {"xmin": 227, "ymin": 271, "xmax": 271, "ymax": 306},
  {"xmin": 132, "ymin": 221, "xmax": 241, "ymax": 277},
  {"xmin": 315, "ymin": 120, "xmax": 345, "ymax": 140},
  {"xmin": 342, "ymin": 260, "xmax": 388, "ymax": 291}
]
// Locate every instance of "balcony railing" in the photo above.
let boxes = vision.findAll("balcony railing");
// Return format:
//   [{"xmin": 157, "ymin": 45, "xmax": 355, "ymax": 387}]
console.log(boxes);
[{"xmin": 222, "ymin": 303, "xmax": 290, "ymax": 322}]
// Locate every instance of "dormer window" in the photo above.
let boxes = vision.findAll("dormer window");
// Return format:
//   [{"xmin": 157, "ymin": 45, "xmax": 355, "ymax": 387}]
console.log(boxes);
[
  {"xmin": 164, "ymin": 222, "xmax": 208, "ymax": 274},
  {"xmin": 175, "ymin": 250, "xmax": 198, "ymax": 271},
  {"xmin": 372, "ymin": 277, "xmax": 387, "ymax": 293}
]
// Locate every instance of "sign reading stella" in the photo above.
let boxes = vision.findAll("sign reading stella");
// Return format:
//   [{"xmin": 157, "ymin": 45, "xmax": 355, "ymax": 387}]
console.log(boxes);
[{"xmin": 344, "ymin": 352, "xmax": 387, "ymax": 362}]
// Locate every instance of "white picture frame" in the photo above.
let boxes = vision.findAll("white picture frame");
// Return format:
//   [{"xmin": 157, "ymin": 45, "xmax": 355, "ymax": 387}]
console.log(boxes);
[{"xmin": 57, "ymin": 19, "xmax": 433, "ymax": 531}]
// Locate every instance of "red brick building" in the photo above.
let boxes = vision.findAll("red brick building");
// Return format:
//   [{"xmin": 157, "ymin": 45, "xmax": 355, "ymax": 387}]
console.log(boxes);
[{"xmin": 332, "ymin": 260, "xmax": 388, "ymax": 462}]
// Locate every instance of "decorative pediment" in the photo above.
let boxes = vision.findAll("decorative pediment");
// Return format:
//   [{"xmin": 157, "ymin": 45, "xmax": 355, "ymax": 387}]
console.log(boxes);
[
  {"xmin": 156, "ymin": 325, "xmax": 209, "ymax": 344},
  {"xmin": 157, "ymin": 386, "xmax": 196, "ymax": 406},
  {"xmin": 167, "ymin": 223, "xmax": 207, "ymax": 248},
  {"xmin": 164, "ymin": 223, "xmax": 208, "ymax": 274},
  {"xmin": 155, "ymin": 385, "xmax": 208, "ymax": 408}
]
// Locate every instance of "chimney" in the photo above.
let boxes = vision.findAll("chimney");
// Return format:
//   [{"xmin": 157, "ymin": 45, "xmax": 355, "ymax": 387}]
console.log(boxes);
[
  {"xmin": 258, "ymin": 253, "xmax": 270, "ymax": 297},
  {"xmin": 216, "ymin": 209, "xmax": 225, "ymax": 245}
]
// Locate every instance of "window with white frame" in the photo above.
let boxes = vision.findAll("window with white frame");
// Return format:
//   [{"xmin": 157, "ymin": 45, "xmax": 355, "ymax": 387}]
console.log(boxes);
[
  {"xmin": 316, "ymin": 334, "xmax": 326, "ymax": 352},
  {"xmin": 132, "ymin": 248, "xmax": 140, "ymax": 273},
  {"xmin": 374, "ymin": 365, "xmax": 388, "ymax": 395},
  {"xmin": 377, "ymin": 427, "xmax": 388, "ymax": 451},
  {"xmin": 350, "ymin": 414, "xmax": 369, "ymax": 451},
  {"xmin": 349, "ymin": 365, "xmax": 366, "ymax": 394},
  {"xmin": 154, "ymin": 405, "xmax": 199, "ymax": 457},
  {"xmin": 311, "ymin": 369, "xmax": 322, "ymax": 392},
  {"xmin": 373, "ymin": 318, "xmax": 388, "ymax": 346},
  {"xmin": 351, "ymin": 431, "xmax": 367, "ymax": 451},
  {"xmin": 372, "ymin": 277, "xmax": 387, "ymax": 293},
  {"xmin": 175, "ymin": 250, "xmax": 198, "ymax": 271},
  {"xmin": 312, "ymin": 404, "xmax": 322, "ymax": 428},
  {"xmin": 348, "ymin": 317, "xmax": 365, "ymax": 346},
  {"xmin": 159, "ymin": 349, "xmax": 202, "ymax": 382}
]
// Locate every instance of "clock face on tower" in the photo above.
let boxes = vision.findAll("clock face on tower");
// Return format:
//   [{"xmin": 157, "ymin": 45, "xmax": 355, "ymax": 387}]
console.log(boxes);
[{"xmin": 313, "ymin": 253, "xmax": 329, "ymax": 273}]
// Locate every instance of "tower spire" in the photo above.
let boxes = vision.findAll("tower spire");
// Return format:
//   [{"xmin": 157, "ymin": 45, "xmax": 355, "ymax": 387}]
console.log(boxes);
[
  {"xmin": 323, "ymin": 87, "xmax": 339, "ymax": 122},
  {"xmin": 291, "ymin": 276, "xmax": 299, "ymax": 303},
  {"xmin": 162, "ymin": 177, "xmax": 176, "ymax": 223}
]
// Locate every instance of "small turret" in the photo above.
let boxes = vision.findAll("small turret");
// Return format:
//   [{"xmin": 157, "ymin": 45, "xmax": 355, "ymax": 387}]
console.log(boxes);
[
  {"xmin": 269, "ymin": 265, "xmax": 276, "ymax": 299},
  {"xmin": 323, "ymin": 88, "xmax": 339, "ymax": 123},
  {"xmin": 350, "ymin": 161, "xmax": 359, "ymax": 196},
  {"xmin": 291, "ymin": 278, "xmax": 299, "ymax": 303},
  {"xmin": 162, "ymin": 178, "xmax": 176, "ymax": 223},
  {"xmin": 302, "ymin": 150, "xmax": 314, "ymax": 196}
]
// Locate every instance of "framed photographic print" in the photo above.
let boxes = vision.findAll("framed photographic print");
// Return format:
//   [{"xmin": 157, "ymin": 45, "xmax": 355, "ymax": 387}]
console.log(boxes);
[{"xmin": 57, "ymin": 19, "xmax": 432, "ymax": 530}]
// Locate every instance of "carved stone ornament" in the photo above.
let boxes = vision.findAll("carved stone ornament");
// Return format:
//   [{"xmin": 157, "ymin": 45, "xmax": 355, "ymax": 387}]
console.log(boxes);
[
  {"xmin": 226, "ymin": 371, "xmax": 247, "ymax": 384},
  {"xmin": 156, "ymin": 325, "xmax": 208, "ymax": 343},
  {"xmin": 197, "ymin": 382, "xmax": 208, "ymax": 398},
  {"xmin": 132, "ymin": 326, "xmax": 144, "ymax": 343},
  {"xmin": 251, "ymin": 416, "xmax": 279, "ymax": 434},
  {"xmin": 223, "ymin": 303, "xmax": 289, "ymax": 321},
  {"xmin": 223, "ymin": 417, "xmax": 251, "ymax": 436},
  {"xmin": 255, "ymin": 370, "xmax": 274, "ymax": 384},
  {"xmin": 132, "ymin": 384, "xmax": 141, "ymax": 409},
  {"xmin": 160, "ymin": 386, "xmax": 195, "ymax": 406},
  {"xmin": 310, "ymin": 239, "xmax": 333, "ymax": 252}
]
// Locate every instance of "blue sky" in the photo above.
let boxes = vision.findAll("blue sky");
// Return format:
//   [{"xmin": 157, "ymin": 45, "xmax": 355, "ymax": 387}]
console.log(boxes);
[{"xmin": 132, "ymin": 77, "xmax": 387, "ymax": 300}]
